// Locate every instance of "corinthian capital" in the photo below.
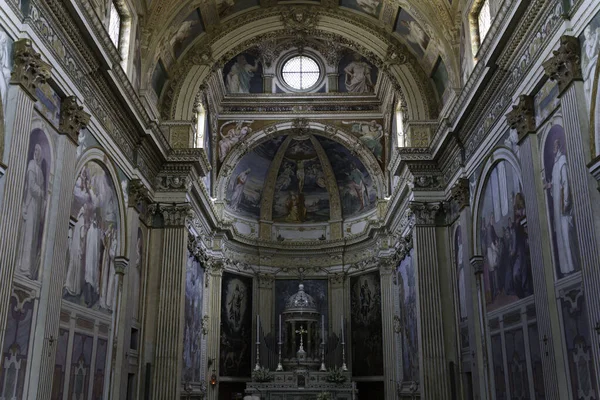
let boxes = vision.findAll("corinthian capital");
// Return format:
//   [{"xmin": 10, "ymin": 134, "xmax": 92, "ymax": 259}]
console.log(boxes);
[
  {"xmin": 10, "ymin": 39, "xmax": 52, "ymax": 99},
  {"xmin": 408, "ymin": 202, "xmax": 441, "ymax": 226},
  {"xmin": 506, "ymin": 95, "xmax": 535, "ymax": 141},
  {"xmin": 59, "ymin": 97, "xmax": 91, "ymax": 143},
  {"xmin": 149, "ymin": 203, "xmax": 192, "ymax": 227},
  {"xmin": 542, "ymin": 35, "xmax": 582, "ymax": 95},
  {"xmin": 127, "ymin": 179, "xmax": 150, "ymax": 209},
  {"xmin": 450, "ymin": 178, "xmax": 470, "ymax": 212}
]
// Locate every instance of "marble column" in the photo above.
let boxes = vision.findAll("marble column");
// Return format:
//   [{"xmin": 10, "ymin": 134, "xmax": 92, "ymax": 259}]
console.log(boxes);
[
  {"xmin": 408, "ymin": 201, "xmax": 450, "ymax": 400},
  {"xmin": 543, "ymin": 36, "xmax": 600, "ymax": 374},
  {"xmin": 0, "ymin": 39, "xmax": 51, "ymax": 354},
  {"xmin": 506, "ymin": 95, "xmax": 569, "ymax": 400},
  {"xmin": 27, "ymin": 97, "xmax": 90, "ymax": 399},
  {"xmin": 205, "ymin": 261, "xmax": 223, "ymax": 400},
  {"xmin": 150, "ymin": 204, "xmax": 192, "ymax": 400},
  {"xmin": 380, "ymin": 259, "xmax": 398, "ymax": 400}
]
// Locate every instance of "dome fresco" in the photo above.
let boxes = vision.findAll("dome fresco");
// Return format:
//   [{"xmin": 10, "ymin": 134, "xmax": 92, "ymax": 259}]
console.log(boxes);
[{"xmin": 225, "ymin": 134, "xmax": 377, "ymax": 222}]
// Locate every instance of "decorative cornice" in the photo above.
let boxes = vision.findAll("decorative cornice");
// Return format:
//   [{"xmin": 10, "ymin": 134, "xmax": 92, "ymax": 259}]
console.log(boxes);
[
  {"xmin": 542, "ymin": 35, "xmax": 583, "ymax": 95},
  {"xmin": 506, "ymin": 95, "xmax": 535, "ymax": 142},
  {"xmin": 450, "ymin": 178, "xmax": 470, "ymax": 212},
  {"xmin": 10, "ymin": 39, "xmax": 52, "ymax": 99},
  {"xmin": 59, "ymin": 96, "xmax": 91, "ymax": 144},
  {"xmin": 408, "ymin": 202, "xmax": 442, "ymax": 226},
  {"xmin": 114, "ymin": 257, "xmax": 129, "ymax": 275},
  {"xmin": 470, "ymin": 256, "xmax": 484, "ymax": 276}
]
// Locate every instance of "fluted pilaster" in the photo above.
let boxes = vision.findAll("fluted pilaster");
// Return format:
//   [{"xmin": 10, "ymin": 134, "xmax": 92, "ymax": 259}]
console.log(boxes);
[
  {"xmin": 380, "ymin": 261, "xmax": 398, "ymax": 399},
  {"xmin": 515, "ymin": 130, "xmax": 568, "ymax": 400},
  {"xmin": 409, "ymin": 201, "xmax": 450, "ymax": 400},
  {"xmin": 151, "ymin": 204, "xmax": 191, "ymax": 399},
  {"xmin": 205, "ymin": 263, "xmax": 223, "ymax": 400},
  {"xmin": 544, "ymin": 35, "xmax": 600, "ymax": 376},
  {"xmin": 0, "ymin": 38, "xmax": 51, "ymax": 356}
]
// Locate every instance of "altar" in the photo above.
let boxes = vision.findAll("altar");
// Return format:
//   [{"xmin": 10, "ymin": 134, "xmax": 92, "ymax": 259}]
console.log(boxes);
[
  {"xmin": 245, "ymin": 370, "xmax": 355, "ymax": 400},
  {"xmin": 246, "ymin": 284, "xmax": 356, "ymax": 400}
]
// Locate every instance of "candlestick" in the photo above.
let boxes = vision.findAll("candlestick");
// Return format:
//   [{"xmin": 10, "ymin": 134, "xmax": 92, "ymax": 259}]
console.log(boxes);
[
  {"xmin": 340, "ymin": 315, "xmax": 344, "ymax": 340},
  {"xmin": 279, "ymin": 314, "xmax": 282, "ymax": 343},
  {"xmin": 257, "ymin": 315, "xmax": 260, "ymax": 342},
  {"xmin": 321, "ymin": 315, "xmax": 325, "ymax": 343}
]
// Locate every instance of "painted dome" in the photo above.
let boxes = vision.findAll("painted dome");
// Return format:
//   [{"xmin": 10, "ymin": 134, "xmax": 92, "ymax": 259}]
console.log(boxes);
[
  {"xmin": 224, "ymin": 133, "xmax": 377, "ymax": 223},
  {"xmin": 283, "ymin": 284, "xmax": 318, "ymax": 314}
]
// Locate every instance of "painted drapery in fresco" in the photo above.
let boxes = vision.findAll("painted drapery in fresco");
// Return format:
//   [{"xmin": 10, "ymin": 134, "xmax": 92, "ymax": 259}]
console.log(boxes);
[
  {"xmin": 397, "ymin": 249, "xmax": 418, "ymax": 382},
  {"xmin": 220, "ymin": 272, "xmax": 253, "ymax": 377},
  {"xmin": 183, "ymin": 250, "xmax": 204, "ymax": 383},
  {"xmin": 350, "ymin": 271, "xmax": 383, "ymax": 376},
  {"xmin": 479, "ymin": 160, "xmax": 533, "ymax": 311},
  {"xmin": 63, "ymin": 160, "xmax": 120, "ymax": 312}
]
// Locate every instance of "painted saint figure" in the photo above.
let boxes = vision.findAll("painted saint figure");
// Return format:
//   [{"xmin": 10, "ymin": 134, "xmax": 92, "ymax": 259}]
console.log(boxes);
[
  {"xmin": 17, "ymin": 144, "xmax": 46, "ymax": 279},
  {"xmin": 228, "ymin": 284, "xmax": 244, "ymax": 328},
  {"xmin": 344, "ymin": 54, "xmax": 374, "ymax": 93},
  {"xmin": 219, "ymin": 122, "xmax": 252, "ymax": 162},
  {"xmin": 545, "ymin": 139, "xmax": 577, "ymax": 275},
  {"xmin": 226, "ymin": 55, "xmax": 259, "ymax": 94},
  {"xmin": 84, "ymin": 211, "xmax": 101, "ymax": 307},
  {"xmin": 230, "ymin": 168, "xmax": 250, "ymax": 211},
  {"xmin": 348, "ymin": 163, "xmax": 369, "ymax": 210},
  {"xmin": 0, "ymin": 31, "xmax": 11, "ymax": 112}
]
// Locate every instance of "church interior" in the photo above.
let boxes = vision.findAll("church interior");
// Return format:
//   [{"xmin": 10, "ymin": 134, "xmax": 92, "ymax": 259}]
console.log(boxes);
[{"xmin": 2, "ymin": 0, "xmax": 600, "ymax": 399}]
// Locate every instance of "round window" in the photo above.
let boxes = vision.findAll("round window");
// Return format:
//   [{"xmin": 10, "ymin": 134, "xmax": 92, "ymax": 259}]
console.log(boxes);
[{"xmin": 281, "ymin": 56, "xmax": 321, "ymax": 90}]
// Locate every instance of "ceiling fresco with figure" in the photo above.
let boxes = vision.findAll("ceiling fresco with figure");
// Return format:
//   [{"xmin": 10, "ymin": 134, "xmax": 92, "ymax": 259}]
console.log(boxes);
[
  {"xmin": 141, "ymin": 0, "xmax": 458, "ymax": 116},
  {"xmin": 225, "ymin": 133, "xmax": 377, "ymax": 222}
]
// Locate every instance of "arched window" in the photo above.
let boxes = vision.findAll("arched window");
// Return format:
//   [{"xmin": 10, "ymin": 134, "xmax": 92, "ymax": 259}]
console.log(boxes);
[
  {"xmin": 395, "ymin": 102, "xmax": 406, "ymax": 148},
  {"xmin": 194, "ymin": 103, "xmax": 206, "ymax": 149},
  {"xmin": 470, "ymin": 0, "xmax": 492, "ymax": 58},
  {"xmin": 107, "ymin": 1, "xmax": 132, "ymax": 67}
]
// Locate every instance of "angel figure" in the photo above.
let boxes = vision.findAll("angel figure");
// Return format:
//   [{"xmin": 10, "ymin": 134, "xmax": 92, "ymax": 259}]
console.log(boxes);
[
  {"xmin": 218, "ymin": 121, "xmax": 253, "ymax": 162},
  {"xmin": 342, "ymin": 120, "xmax": 384, "ymax": 162}
]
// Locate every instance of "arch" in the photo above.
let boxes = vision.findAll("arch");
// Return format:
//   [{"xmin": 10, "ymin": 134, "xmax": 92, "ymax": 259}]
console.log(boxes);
[
  {"xmin": 470, "ymin": 146, "xmax": 523, "ymax": 253},
  {"xmin": 155, "ymin": 9, "xmax": 436, "ymax": 121},
  {"xmin": 215, "ymin": 121, "xmax": 386, "ymax": 203},
  {"xmin": 73, "ymin": 148, "xmax": 128, "ymax": 256}
]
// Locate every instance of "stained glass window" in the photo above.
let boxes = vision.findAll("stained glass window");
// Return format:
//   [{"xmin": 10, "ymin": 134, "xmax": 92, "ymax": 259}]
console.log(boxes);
[{"xmin": 282, "ymin": 56, "xmax": 321, "ymax": 90}]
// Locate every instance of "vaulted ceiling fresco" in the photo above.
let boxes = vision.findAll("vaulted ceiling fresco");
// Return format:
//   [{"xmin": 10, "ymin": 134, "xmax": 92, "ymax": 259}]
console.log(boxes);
[{"xmin": 224, "ymin": 133, "xmax": 377, "ymax": 223}]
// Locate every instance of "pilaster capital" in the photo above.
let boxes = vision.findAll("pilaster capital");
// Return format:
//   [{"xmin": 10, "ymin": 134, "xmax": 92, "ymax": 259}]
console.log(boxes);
[
  {"xmin": 379, "ymin": 258, "xmax": 397, "ymax": 276},
  {"xmin": 10, "ymin": 39, "xmax": 52, "ymax": 99},
  {"xmin": 114, "ymin": 257, "xmax": 129, "ymax": 275},
  {"xmin": 328, "ymin": 272, "xmax": 346, "ymax": 287},
  {"xmin": 59, "ymin": 97, "xmax": 91, "ymax": 143},
  {"xmin": 470, "ymin": 256, "xmax": 484, "ymax": 276},
  {"xmin": 127, "ymin": 179, "xmax": 151, "ymax": 210},
  {"xmin": 506, "ymin": 95, "xmax": 535, "ymax": 141},
  {"xmin": 408, "ymin": 201, "xmax": 442, "ymax": 226},
  {"xmin": 257, "ymin": 273, "xmax": 275, "ymax": 289},
  {"xmin": 450, "ymin": 178, "xmax": 470, "ymax": 211},
  {"xmin": 542, "ymin": 35, "xmax": 583, "ymax": 95},
  {"xmin": 148, "ymin": 203, "xmax": 193, "ymax": 227}
]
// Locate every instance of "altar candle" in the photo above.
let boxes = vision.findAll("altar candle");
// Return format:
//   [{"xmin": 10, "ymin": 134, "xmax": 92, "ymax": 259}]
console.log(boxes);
[
  {"xmin": 257, "ymin": 315, "xmax": 260, "ymax": 342},
  {"xmin": 279, "ymin": 314, "xmax": 282, "ymax": 343},
  {"xmin": 341, "ymin": 315, "xmax": 344, "ymax": 340},
  {"xmin": 321, "ymin": 315, "xmax": 325, "ymax": 341}
]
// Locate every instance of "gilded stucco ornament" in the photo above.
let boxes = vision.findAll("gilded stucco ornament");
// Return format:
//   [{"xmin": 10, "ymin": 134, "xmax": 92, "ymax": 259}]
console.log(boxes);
[
  {"xmin": 542, "ymin": 35, "xmax": 583, "ymax": 95},
  {"xmin": 280, "ymin": 7, "xmax": 319, "ymax": 36},
  {"xmin": 10, "ymin": 39, "xmax": 52, "ymax": 99},
  {"xmin": 127, "ymin": 179, "xmax": 151, "ymax": 209},
  {"xmin": 505, "ymin": 95, "xmax": 535, "ymax": 141},
  {"xmin": 59, "ymin": 96, "xmax": 91, "ymax": 144}
]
